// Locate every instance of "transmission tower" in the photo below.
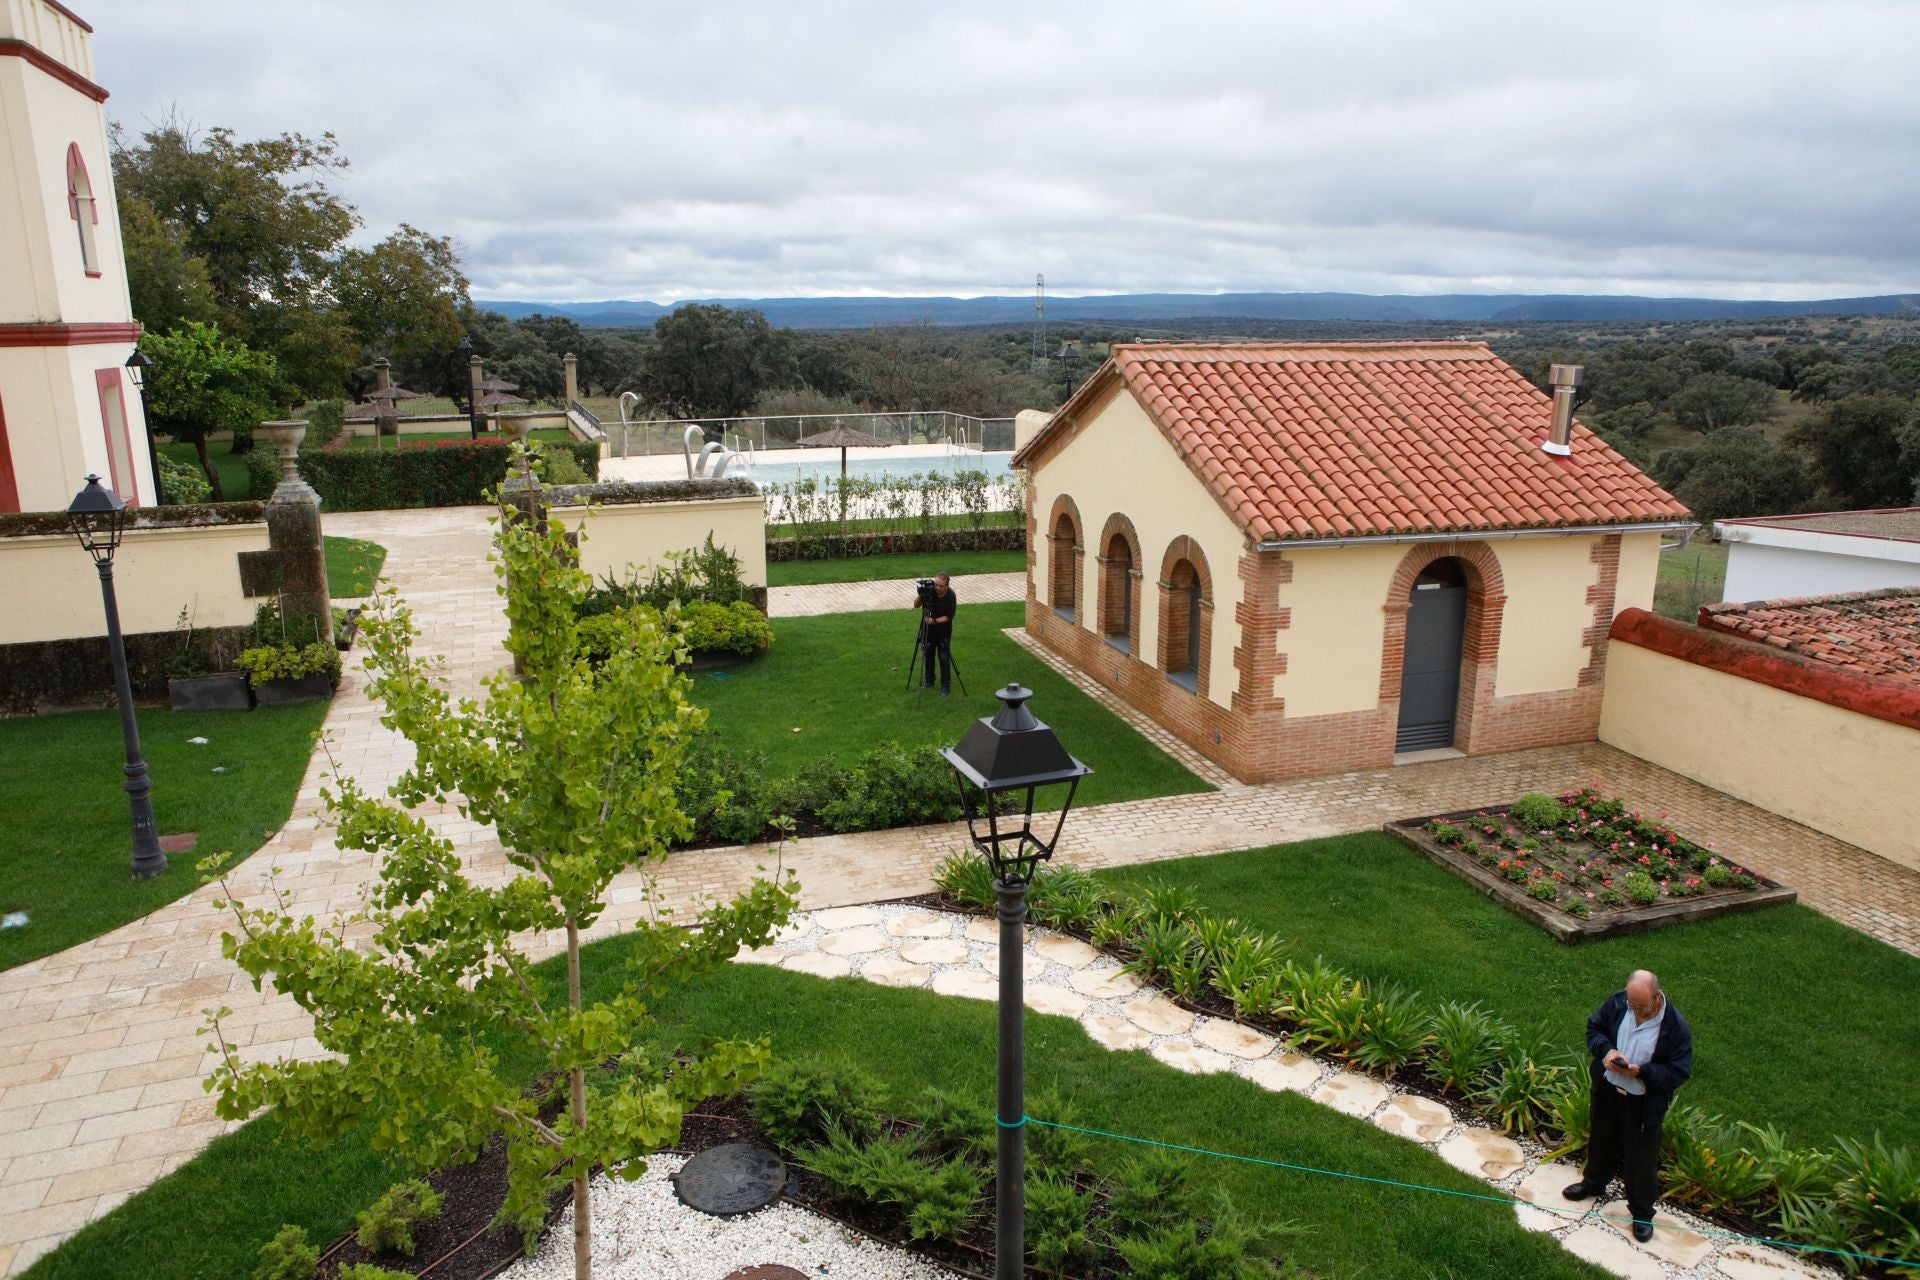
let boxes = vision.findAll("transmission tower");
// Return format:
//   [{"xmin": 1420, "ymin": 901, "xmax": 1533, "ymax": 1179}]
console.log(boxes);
[{"xmin": 1031, "ymin": 273, "xmax": 1046, "ymax": 372}]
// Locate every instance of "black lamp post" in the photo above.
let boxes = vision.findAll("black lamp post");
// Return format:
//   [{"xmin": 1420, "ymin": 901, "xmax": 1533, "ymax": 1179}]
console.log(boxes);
[
  {"xmin": 1056, "ymin": 342, "xmax": 1081, "ymax": 399},
  {"xmin": 67, "ymin": 476, "xmax": 166, "ymax": 880},
  {"xmin": 941, "ymin": 685, "xmax": 1090, "ymax": 1280},
  {"xmin": 126, "ymin": 347, "xmax": 163, "ymax": 503},
  {"xmin": 456, "ymin": 336, "xmax": 482, "ymax": 440}
]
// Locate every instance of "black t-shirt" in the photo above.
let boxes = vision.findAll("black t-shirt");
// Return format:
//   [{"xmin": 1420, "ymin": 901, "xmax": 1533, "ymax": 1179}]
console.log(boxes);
[{"xmin": 925, "ymin": 587, "xmax": 958, "ymax": 641}]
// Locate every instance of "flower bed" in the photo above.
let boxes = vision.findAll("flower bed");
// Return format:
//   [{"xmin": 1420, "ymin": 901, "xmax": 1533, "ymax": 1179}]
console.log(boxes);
[{"xmin": 1387, "ymin": 787, "xmax": 1795, "ymax": 943}]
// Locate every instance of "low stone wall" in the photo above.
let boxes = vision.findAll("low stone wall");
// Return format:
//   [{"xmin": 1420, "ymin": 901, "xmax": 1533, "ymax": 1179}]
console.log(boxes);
[
  {"xmin": 0, "ymin": 503, "xmax": 273, "ymax": 713},
  {"xmin": 540, "ymin": 477, "xmax": 768, "ymax": 606},
  {"xmin": 1600, "ymin": 609, "xmax": 1920, "ymax": 869}
]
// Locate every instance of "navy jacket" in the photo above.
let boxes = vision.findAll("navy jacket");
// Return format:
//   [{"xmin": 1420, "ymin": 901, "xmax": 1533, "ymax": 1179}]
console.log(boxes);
[{"xmin": 1585, "ymin": 990, "xmax": 1693, "ymax": 1122}]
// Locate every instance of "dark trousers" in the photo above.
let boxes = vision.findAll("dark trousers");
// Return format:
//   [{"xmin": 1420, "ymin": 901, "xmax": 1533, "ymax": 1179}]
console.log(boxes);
[
  {"xmin": 922, "ymin": 633, "xmax": 952, "ymax": 692},
  {"xmin": 1583, "ymin": 1084, "xmax": 1663, "ymax": 1222}
]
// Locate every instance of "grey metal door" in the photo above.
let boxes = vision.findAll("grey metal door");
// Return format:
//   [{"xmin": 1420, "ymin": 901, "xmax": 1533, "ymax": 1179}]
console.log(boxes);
[{"xmin": 1396, "ymin": 580, "xmax": 1467, "ymax": 751}]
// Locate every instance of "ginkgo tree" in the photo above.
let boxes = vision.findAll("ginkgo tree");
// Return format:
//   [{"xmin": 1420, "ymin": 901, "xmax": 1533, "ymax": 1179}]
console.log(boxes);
[{"xmin": 204, "ymin": 452, "xmax": 796, "ymax": 1280}]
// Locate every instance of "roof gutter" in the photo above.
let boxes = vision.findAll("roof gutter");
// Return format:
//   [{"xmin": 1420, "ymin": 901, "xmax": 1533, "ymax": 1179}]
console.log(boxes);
[{"xmin": 1256, "ymin": 520, "xmax": 1696, "ymax": 551}]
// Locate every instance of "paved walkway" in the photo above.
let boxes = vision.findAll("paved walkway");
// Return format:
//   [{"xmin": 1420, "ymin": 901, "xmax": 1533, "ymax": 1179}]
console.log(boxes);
[
  {"xmin": 746, "ymin": 903, "xmax": 1826, "ymax": 1280},
  {"xmin": 1, "ymin": 505, "xmax": 1913, "ymax": 1274},
  {"xmin": 768, "ymin": 571, "xmax": 1025, "ymax": 618}
]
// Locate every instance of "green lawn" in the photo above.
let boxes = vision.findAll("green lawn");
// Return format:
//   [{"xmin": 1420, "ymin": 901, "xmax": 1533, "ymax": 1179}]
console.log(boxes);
[
  {"xmin": 31, "ymin": 945, "xmax": 1608, "ymax": 1280},
  {"xmin": 323, "ymin": 536, "xmax": 388, "ymax": 597},
  {"xmin": 769, "ymin": 511, "xmax": 1022, "ymax": 539},
  {"xmin": 159, "ymin": 440, "xmax": 254, "ymax": 502},
  {"xmin": 767, "ymin": 549, "xmax": 1027, "ymax": 587},
  {"xmin": 1653, "ymin": 538, "xmax": 1728, "ymax": 620},
  {"xmin": 689, "ymin": 601, "xmax": 1209, "ymax": 810},
  {"xmin": 1098, "ymin": 833, "xmax": 1920, "ymax": 1151},
  {"xmin": 0, "ymin": 702, "xmax": 328, "ymax": 971}
]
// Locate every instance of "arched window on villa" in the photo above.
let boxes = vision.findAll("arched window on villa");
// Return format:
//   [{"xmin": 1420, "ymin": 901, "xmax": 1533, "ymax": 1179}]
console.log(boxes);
[
  {"xmin": 67, "ymin": 144, "xmax": 101, "ymax": 276},
  {"xmin": 1157, "ymin": 538, "xmax": 1212, "ymax": 696},
  {"xmin": 1049, "ymin": 500, "xmax": 1081, "ymax": 621},
  {"xmin": 1099, "ymin": 522, "xmax": 1138, "ymax": 653}
]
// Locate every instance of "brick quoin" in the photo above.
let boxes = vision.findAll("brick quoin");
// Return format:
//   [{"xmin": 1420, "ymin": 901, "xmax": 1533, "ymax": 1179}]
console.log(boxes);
[{"xmin": 1028, "ymin": 535, "xmax": 1611, "ymax": 784}]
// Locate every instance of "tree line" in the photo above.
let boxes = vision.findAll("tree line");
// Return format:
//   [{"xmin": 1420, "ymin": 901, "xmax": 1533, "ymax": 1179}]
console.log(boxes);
[{"xmin": 1501, "ymin": 328, "xmax": 1920, "ymax": 524}]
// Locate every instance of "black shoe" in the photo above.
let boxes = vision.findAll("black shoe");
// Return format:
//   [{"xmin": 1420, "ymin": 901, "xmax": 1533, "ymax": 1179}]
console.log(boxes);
[
  {"xmin": 940, "ymin": 689, "xmax": 950, "ymax": 698},
  {"xmin": 1561, "ymin": 1182, "xmax": 1602, "ymax": 1202},
  {"xmin": 1631, "ymin": 1220, "xmax": 1654, "ymax": 1243}
]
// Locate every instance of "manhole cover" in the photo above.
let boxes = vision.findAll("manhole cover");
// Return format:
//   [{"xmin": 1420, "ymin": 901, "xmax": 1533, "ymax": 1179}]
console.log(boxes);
[
  {"xmin": 721, "ymin": 1267, "xmax": 809, "ymax": 1280},
  {"xmin": 674, "ymin": 1143, "xmax": 787, "ymax": 1215}
]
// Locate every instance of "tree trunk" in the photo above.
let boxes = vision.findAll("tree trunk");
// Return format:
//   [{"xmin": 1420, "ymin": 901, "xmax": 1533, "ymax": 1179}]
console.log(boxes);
[
  {"xmin": 194, "ymin": 435, "xmax": 224, "ymax": 502},
  {"xmin": 568, "ymin": 919, "xmax": 591, "ymax": 1280}
]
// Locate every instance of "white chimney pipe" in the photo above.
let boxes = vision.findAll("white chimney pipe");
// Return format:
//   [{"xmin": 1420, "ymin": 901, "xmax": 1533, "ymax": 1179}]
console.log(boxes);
[{"xmin": 1543, "ymin": 364, "xmax": 1583, "ymax": 457}]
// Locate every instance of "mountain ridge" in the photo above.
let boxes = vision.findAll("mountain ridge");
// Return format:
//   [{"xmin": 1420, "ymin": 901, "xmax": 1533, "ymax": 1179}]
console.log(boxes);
[{"xmin": 474, "ymin": 290, "xmax": 1920, "ymax": 330}]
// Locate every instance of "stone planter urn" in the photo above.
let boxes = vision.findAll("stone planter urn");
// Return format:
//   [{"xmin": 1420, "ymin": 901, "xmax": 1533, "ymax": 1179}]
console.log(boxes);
[{"xmin": 168, "ymin": 673, "xmax": 254, "ymax": 712}]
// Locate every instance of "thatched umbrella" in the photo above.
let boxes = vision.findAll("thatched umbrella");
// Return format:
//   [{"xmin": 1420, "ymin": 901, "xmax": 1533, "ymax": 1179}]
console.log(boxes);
[
  {"xmin": 476, "ymin": 375, "xmax": 521, "ymax": 393},
  {"xmin": 477, "ymin": 389, "xmax": 529, "ymax": 408},
  {"xmin": 794, "ymin": 421, "xmax": 893, "ymax": 482}
]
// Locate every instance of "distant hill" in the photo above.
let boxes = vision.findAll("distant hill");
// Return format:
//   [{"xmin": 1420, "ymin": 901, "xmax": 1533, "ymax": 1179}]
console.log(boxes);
[{"xmin": 475, "ymin": 290, "xmax": 1920, "ymax": 330}]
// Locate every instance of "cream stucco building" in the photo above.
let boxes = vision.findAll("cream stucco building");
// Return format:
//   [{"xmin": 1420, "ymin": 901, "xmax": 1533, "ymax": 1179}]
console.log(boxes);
[
  {"xmin": 1013, "ymin": 342, "xmax": 1693, "ymax": 783},
  {"xmin": 1, "ymin": 0, "xmax": 152, "ymax": 514}
]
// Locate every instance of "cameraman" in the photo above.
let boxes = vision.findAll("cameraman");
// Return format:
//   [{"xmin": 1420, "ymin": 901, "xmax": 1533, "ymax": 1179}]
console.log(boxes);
[{"xmin": 915, "ymin": 572, "xmax": 958, "ymax": 696}]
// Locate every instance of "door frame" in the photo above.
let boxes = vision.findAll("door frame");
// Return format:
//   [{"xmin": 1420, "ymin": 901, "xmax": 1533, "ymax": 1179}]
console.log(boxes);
[{"xmin": 1379, "ymin": 541, "xmax": 1506, "ymax": 755}]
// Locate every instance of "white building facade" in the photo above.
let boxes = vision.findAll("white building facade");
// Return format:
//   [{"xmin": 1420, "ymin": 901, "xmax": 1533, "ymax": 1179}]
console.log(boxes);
[
  {"xmin": 1716, "ymin": 509, "xmax": 1920, "ymax": 604},
  {"xmin": 0, "ymin": 0, "xmax": 152, "ymax": 514}
]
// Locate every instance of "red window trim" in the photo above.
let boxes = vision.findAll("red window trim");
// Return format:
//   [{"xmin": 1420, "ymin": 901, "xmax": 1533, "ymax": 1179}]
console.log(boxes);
[
  {"xmin": 0, "ymin": 393, "xmax": 19, "ymax": 514},
  {"xmin": 95, "ymin": 366, "xmax": 138, "ymax": 505}
]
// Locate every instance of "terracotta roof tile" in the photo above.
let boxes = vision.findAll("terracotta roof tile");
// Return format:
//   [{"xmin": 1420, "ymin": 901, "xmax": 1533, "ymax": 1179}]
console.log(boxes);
[
  {"xmin": 1699, "ymin": 588, "xmax": 1920, "ymax": 688},
  {"xmin": 1039, "ymin": 341, "xmax": 1692, "ymax": 542}
]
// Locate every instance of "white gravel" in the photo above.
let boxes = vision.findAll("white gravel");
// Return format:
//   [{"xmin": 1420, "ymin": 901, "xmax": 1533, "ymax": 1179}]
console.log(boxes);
[{"xmin": 496, "ymin": 1153, "xmax": 955, "ymax": 1280}]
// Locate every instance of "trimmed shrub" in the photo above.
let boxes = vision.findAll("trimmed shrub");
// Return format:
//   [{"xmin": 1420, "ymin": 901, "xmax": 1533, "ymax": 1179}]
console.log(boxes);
[
  {"xmin": 751, "ymin": 1060, "xmax": 886, "ymax": 1150},
  {"xmin": 252, "ymin": 1224, "xmax": 319, "ymax": 1280},
  {"xmin": 1508, "ymin": 792, "xmax": 1572, "ymax": 830},
  {"xmin": 294, "ymin": 439, "xmax": 600, "ymax": 511},
  {"xmin": 678, "ymin": 600, "xmax": 773, "ymax": 656},
  {"xmin": 156, "ymin": 452, "xmax": 212, "ymax": 504},
  {"xmin": 354, "ymin": 1178, "xmax": 443, "ymax": 1256},
  {"xmin": 767, "ymin": 525, "xmax": 1025, "ymax": 562}
]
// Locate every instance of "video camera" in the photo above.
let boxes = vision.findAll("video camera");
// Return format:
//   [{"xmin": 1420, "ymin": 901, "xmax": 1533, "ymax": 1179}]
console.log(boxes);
[{"xmin": 914, "ymin": 577, "xmax": 939, "ymax": 609}]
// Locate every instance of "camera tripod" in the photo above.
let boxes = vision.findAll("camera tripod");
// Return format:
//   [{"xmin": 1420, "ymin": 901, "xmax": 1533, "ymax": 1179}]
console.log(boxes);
[{"xmin": 904, "ymin": 609, "xmax": 968, "ymax": 696}]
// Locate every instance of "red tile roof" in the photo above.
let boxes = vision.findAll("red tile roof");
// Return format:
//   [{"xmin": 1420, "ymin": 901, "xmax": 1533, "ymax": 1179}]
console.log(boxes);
[
  {"xmin": 1699, "ymin": 588, "xmax": 1920, "ymax": 688},
  {"xmin": 1017, "ymin": 342, "xmax": 1691, "ymax": 542}
]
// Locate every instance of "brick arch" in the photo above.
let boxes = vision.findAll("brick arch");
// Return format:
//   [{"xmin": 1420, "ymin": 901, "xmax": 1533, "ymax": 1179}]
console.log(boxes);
[
  {"xmin": 1378, "ymin": 540, "xmax": 1508, "ymax": 753},
  {"xmin": 1156, "ymin": 535, "xmax": 1214, "ymax": 697},
  {"xmin": 1046, "ymin": 492, "xmax": 1084, "ymax": 622},
  {"xmin": 1096, "ymin": 511, "xmax": 1144, "ymax": 651}
]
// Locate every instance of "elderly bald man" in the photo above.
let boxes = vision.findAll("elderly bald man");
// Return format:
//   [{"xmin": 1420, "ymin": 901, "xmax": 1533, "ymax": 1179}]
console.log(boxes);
[{"xmin": 1563, "ymin": 970, "xmax": 1694, "ymax": 1241}]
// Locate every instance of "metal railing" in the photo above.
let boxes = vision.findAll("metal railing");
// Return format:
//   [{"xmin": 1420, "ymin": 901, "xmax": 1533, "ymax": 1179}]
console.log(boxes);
[{"xmin": 607, "ymin": 408, "xmax": 1016, "ymax": 458}]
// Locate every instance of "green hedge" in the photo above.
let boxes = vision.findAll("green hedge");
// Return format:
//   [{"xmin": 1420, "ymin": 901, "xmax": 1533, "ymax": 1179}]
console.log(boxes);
[
  {"xmin": 248, "ymin": 440, "xmax": 601, "ymax": 511},
  {"xmin": 768, "ymin": 525, "xmax": 1024, "ymax": 562}
]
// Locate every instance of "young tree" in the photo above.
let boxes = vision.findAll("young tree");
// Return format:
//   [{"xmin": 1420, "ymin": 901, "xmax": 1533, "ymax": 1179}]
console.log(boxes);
[
  {"xmin": 204, "ymin": 462, "xmax": 797, "ymax": 1279},
  {"xmin": 141, "ymin": 321, "xmax": 283, "ymax": 498}
]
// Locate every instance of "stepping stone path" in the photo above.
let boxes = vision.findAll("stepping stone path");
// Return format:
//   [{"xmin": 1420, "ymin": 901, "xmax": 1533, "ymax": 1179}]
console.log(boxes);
[{"xmin": 741, "ymin": 902, "xmax": 1828, "ymax": 1280}]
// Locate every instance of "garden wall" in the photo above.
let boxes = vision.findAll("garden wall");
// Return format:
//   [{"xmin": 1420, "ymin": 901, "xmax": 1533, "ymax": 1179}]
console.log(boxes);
[
  {"xmin": 0, "ymin": 503, "xmax": 270, "ymax": 712},
  {"xmin": 1600, "ymin": 609, "xmax": 1920, "ymax": 870},
  {"xmin": 543, "ymin": 478, "xmax": 767, "ymax": 601}
]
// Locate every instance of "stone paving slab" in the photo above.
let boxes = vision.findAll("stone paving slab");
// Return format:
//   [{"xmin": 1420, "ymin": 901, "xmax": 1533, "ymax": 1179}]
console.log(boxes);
[
  {"xmin": 769, "ymin": 572, "xmax": 1026, "ymax": 619},
  {"xmin": 2, "ymin": 504, "xmax": 1915, "ymax": 1274}
]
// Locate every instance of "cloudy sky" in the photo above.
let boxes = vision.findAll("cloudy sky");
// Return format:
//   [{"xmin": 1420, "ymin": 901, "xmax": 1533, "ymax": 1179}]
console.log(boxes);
[{"xmin": 85, "ymin": 0, "xmax": 1920, "ymax": 304}]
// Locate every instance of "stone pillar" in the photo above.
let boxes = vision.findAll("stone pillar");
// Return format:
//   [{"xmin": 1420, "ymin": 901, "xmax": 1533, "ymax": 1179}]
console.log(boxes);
[
  {"xmin": 257, "ymin": 420, "xmax": 333, "ymax": 643},
  {"xmin": 373, "ymin": 358, "xmax": 398, "ymax": 438},
  {"xmin": 563, "ymin": 352, "xmax": 578, "ymax": 406}
]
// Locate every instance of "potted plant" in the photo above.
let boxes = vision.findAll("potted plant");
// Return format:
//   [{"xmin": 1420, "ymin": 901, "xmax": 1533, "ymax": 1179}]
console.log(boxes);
[
  {"xmin": 166, "ymin": 607, "xmax": 253, "ymax": 711},
  {"xmin": 238, "ymin": 600, "xmax": 343, "ymax": 705}
]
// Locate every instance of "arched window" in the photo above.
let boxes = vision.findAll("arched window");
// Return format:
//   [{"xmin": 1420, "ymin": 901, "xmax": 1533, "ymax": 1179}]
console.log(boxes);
[
  {"xmin": 1049, "ymin": 501, "xmax": 1080, "ymax": 620},
  {"xmin": 66, "ymin": 144, "xmax": 101, "ymax": 276},
  {"xmin": 1157, "ymin": 538, "xmax": 1212, "ymax": 697},
  {"xmin": 1101, "ymin": 532, "xmax": 1133, "ymax": 651}
]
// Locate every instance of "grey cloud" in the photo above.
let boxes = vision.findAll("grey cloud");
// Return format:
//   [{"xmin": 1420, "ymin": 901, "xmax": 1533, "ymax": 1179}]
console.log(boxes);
[{"xmin": 84, "ymin": 0, "xmax": 1920, "ymax": 303}]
